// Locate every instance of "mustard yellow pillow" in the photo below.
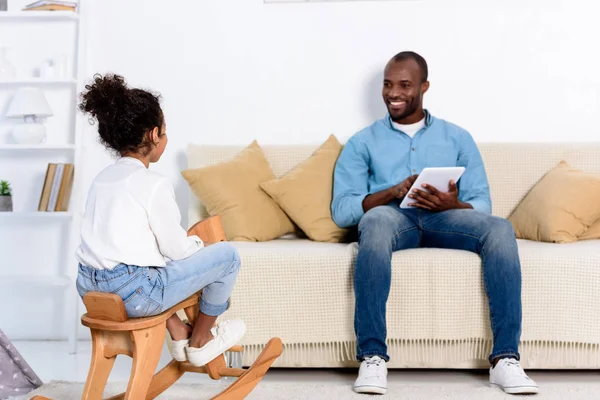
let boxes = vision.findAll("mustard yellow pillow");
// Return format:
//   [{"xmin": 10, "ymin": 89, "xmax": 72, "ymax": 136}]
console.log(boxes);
[
  {"xmin": 508, "ymin": 161, "xmax": 600, "ymax": 243},
  {"xmin": 181, "ymin": 140, "xmax": 295, "ymax": 242},
  {"xmin": 259, "ymin": 134, "xmax": 348, "ymax": 243},
  {"xmin": 580, "ymin": 220, "xmax": 600, "ymax": 241}
]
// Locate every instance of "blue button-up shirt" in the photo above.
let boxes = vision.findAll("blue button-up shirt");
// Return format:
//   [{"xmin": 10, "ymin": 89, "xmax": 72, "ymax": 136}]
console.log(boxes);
[{"xmin": 331, "ymin": 111, "xmax": 492, "ymax": 228}]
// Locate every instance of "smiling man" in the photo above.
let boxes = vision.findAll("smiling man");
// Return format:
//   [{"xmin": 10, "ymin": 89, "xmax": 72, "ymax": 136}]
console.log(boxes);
[{"xmin": 331, "ymin": 51, "xmax": 538, "ymax": 396}]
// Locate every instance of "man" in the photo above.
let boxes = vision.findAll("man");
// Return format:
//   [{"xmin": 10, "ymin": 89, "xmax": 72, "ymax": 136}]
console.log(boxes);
[{"xmin": 331, "ymin": 51, "xmax": 538, "ymax": 396}]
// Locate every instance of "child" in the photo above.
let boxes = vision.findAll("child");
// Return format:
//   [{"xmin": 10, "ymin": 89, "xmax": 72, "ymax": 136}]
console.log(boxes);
[{"xmin": 75, "ymin": 73, "xmax": 245, "ymax": 367}]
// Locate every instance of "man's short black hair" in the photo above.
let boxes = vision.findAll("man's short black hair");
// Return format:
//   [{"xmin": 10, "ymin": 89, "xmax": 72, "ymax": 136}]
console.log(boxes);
[{"xmin": 391, "ymin": 51, "xmax": 428, "ymax": 83}]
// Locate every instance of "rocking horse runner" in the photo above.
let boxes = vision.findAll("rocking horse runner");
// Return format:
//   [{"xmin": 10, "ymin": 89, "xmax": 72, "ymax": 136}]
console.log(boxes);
[{"xmin": 31, "ymin": 74, "xmax": 282, "ymax": 399}]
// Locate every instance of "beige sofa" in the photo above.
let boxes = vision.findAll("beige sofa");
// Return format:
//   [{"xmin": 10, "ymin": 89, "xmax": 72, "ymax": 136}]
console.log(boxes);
[{"xmin": 186, "ymin": 142, "xmax": 600, "ymax": 369}]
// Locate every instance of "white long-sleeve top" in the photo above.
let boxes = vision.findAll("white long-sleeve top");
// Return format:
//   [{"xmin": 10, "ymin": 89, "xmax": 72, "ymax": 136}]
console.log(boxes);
[{"xmin": 75, "ymin": 157, "xmax": 203, "ymax": 270}]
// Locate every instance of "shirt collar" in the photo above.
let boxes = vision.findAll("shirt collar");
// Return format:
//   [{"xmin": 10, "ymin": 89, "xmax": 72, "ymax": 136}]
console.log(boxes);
[
  {"xmin": 385, "ymin": 109, "xmax": 434, "ymax": 131},
  {"xmin": 117, "ymin": 156, "xmax": 146, "ymax": 168}
]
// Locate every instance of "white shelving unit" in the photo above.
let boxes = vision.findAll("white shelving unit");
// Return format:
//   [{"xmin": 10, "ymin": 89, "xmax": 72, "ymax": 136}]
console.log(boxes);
[
  {"xmin": 0, "ymin": 144, "xmax": 76, "ymax": 149},
  {"xmin": 0, "ymin": 211, "xmax": 74, "ymax": 218},
  {"xmin": 0, "ymin": 2, "xmax": 87, "ymax": 354},
  {"xmin": 0, "ymin": 10, "xmax": 78, "ymax": 20},
  {"xmin": 0, "ymin": 78, "xmax": 77, "ymax": 85}
]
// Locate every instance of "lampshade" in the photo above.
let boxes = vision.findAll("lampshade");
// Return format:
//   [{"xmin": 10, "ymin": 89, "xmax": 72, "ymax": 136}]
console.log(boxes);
[{"xmin": 6, "ymin": 87, "xmax": 53, "ymax": 118}]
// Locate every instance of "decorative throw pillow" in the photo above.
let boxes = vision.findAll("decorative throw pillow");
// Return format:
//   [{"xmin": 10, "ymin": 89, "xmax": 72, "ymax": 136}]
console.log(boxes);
[
  {"xmin": 181, "ymin": 140, "xmax": 295, "ymax": 242},
  {"xmin": 508, "ymin": 161, "xmax": 600, "ymax": 243},
  {"xmin": 259, "ymin": 134, "xmax": 348, "ymax": 242},
  {"xmin": 580, "ymin": 220, "xmax": 600, "ymax": 241}
]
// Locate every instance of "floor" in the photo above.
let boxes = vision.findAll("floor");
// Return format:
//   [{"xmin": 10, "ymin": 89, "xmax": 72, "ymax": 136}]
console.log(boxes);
[{"xmin": 11, "ymin": 341, "xmax": 600, "ymax": 389}]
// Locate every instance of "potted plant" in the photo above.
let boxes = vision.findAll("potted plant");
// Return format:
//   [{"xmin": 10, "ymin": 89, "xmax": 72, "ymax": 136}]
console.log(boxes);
[{"xmin": 0, "ymin": 180, "xmax": 13, "ymax": 211}]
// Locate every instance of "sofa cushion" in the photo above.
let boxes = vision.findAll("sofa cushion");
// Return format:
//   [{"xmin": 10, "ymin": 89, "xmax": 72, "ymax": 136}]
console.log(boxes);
[
  {"xmin": 220, "ymin": 237, "xmax": 600, "ymax": 369},
  {"xmin": 259, "ymin": 134, "xmax": 348, "ymax": 243},
  {"xmin": 226, "ymin": 238, "xmax": 357, "ymax": 344},
  {"xmin": 508, "ymin": 161, "xmax": 600, "ymax": 243},
  {"xmin": 188, "ymin": 143, "xmax": 600, "ymax": 224},
  {"xmin": 181, "ymin": 141, "xmax": 295, "ymax": 241},
  {"xmin": 580, "ymin": 220, "xmax": 600, "ymax": 241}
]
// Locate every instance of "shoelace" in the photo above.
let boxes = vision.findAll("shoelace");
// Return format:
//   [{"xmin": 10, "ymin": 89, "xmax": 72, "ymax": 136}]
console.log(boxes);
[
  {"xmin": 215, "ymin": 323, "xmax": 228, "ymax": 337},
  {"xmin": 502, "ymin": 358, "xmax": 529, "ymax": 378},
  {"xmin": 362, "ymin": 357, "xmax": 384, "ymax": 379},
  {"xmin": 364, "ymin": 357, "xmax": 384, "ymax": 369}
]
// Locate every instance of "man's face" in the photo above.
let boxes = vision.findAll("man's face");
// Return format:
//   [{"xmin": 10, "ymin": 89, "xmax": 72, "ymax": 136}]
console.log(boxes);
[{"xmin": 382, "ymin": 59, "xmax": 429, "ymax": 123}]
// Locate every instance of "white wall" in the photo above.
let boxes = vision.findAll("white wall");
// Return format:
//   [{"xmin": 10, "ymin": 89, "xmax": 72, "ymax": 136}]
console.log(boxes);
[
  {"xmin": 82, "ymin": 0, "xmax": 600, "ymax": 234},
  {"xmin": 2, "ymin": 0, "xmax": 600, "ymax": 340}
]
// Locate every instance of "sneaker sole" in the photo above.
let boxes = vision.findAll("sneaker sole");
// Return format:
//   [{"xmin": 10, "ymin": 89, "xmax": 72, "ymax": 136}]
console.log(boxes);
[
  {"xmin": 353, "ymin": 385, "xmax": 387, "ymax": 395},
  {"xmin": 490, "ymin": 383, "xmax": 539, "ymax": 394}
]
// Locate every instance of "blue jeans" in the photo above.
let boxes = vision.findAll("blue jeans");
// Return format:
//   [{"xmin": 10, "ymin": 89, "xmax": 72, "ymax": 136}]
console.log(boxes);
[
  {"xmin": 354, "ymin": 203, "xmax": 522, "ymax": 364},
  {"xmin": 76, "ymin": 242, "xmax": 241, "ymax": 318}
]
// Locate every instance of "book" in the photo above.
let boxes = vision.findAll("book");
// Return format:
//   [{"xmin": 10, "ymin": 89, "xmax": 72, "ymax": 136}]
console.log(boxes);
[
  {"xmin": 47, "ymin": 163, "xmax": 63, "ymax": 211},
  {"xmin": 55, "ymin": 163, "xmax": 74, "ymax": 212},
  {"xmin": 25, "ymin": 0, "xmax": 77, "ymax": 8},
  {"xmin": 25, "ymin": 5, "xmax": 76, "ymax": 11},
  {"xmin": 38, "ymin": 163, "xmax": 56, "ymax": 211},
  {"xmin": 38, "ymin": 163, "xmax": 75, "ymax": 212},
  {"xmin": 23, "ymin": 1, "xmax": 77, "ymax": 11}
]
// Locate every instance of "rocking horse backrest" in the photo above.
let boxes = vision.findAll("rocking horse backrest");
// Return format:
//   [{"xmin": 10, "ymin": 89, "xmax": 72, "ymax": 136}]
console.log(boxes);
[
  {"xmin": 187, "ymin": 215, "xmax": 227, "ymax": 243},
  {"xmin": 83, "ymin": 292, "xmax": 128, "ymax": 322}
]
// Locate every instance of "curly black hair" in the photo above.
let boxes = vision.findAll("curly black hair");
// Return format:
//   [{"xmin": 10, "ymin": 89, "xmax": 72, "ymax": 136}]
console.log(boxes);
[{"xmin": 78, "ymin": 73, "xmax": 164, "ymax": 156}]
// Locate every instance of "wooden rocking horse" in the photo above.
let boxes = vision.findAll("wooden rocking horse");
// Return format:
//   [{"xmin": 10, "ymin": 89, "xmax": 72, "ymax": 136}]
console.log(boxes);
[{"xmin": 32, "ymin": 215, "xmax": 283, "ymax": 400}]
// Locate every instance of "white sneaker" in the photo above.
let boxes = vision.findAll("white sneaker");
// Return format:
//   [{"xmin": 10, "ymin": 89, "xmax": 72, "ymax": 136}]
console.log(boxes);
[
  {"xmin": 185, "ymin": 320, "xmax": 246, "ymax": 367},
  {"xmin": 490, "ymin": 358, "xmax": 539, "ymax": 394},
  {"xmin": 169, "ymin": 337, "xmax": 189, "ymax": 362},
  {"xmin": 167, "ymin": 321, "xmax": 192, "ymax": 362},
  {"xmin": 353, "ymin": 356, "xmax": 387, "ymax": 395}
]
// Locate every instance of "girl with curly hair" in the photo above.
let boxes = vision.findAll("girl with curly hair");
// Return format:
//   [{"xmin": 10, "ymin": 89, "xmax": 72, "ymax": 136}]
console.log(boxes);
[{"xmin": 74, "ymin": 73, "xmax": 245, "ymax": 367}]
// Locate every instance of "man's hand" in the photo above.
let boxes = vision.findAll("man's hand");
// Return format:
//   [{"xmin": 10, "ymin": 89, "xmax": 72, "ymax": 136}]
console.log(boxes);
[
  {"xmin": 361, "ymin": 174, "xmax": 418, "ymax": 213},
  {"xmin": 390, "ymin": 174, "xmax": 419, "ymax": 200},
  {"xmin": 407, "ymin": 180, "xmax": 472, "ymax": 211}
]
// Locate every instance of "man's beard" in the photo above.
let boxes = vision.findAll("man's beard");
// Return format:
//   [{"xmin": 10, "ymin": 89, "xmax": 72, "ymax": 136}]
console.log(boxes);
[{"xmin": 389, "ymin": 97, "xmax": 419, "ymax": 122}]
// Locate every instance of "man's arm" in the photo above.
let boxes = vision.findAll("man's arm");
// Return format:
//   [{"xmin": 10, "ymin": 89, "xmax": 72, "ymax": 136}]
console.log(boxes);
[
  {"xmin": 456, "ymin": 130, "xmax": 492, "ymax": 214},
  {"xmin": 331, "ymin": 139, "xmax": 370, "ymax": 228},
  {"xmin": 361, "ymin": 188, "xmax": 397, "ymax": 213},
  {"xmin": 362, "ymin": 174, "xmax": 418, "ymax": 213}
]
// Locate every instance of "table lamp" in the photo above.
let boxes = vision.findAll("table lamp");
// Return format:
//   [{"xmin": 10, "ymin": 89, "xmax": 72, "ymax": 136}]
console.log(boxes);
[{"xmin": 6, "ymin": 87, "xmax": 53, "ymax": 144}]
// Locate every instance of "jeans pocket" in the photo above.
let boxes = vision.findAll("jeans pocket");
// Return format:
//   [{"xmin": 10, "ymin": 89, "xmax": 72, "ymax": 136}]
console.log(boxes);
[{"xmin": 123, "ymin": 286, "xmax": 161, "ymax": 318}]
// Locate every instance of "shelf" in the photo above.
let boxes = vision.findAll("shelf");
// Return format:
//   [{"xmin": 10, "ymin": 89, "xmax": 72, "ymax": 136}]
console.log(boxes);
[
  {"xmin": 0, "ymin": 11, "xmax": 78, "ymax": 21},
  {"xmin": 0, "ymin": 211, "xmax": 73, "ymax": 218},
  {"xmin": 0, "ymin": 275, "xmax": 72, "ymax": 288},
  {"xmin": 0, "ymin": 78, "xmax": 77, "ymax": 86},
  {"xmin": 0, "ymin": 144, "xmax": 76, "ymax": 150}
]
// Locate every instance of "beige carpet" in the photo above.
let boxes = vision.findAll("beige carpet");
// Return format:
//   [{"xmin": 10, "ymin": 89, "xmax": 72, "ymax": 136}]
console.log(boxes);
[{"xmin": 12, "ymin": 379, "xmax": 600, "ymax": 399}]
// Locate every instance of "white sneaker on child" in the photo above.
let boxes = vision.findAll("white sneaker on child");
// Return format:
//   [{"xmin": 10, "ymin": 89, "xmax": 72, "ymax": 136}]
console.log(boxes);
[
  {"xmin": 490, "ymin": 358, "xmax": 539, "ymax": 394},
  {"xmin": 353, "ymin": 356, "xmax": 387, "ymax": 394},
  {"xmin": 168, "ymin": 337, "xmax": 189, "ymax": 362},
  {"xmin": 166, "ymin": 321, "xmax": 192, "ymax": 362},
  {"xmin": 185, "ymin": 319, "xmax": 246, "ymax": 367}
]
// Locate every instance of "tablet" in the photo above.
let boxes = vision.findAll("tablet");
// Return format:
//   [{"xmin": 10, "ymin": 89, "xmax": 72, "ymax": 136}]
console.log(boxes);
[{"xmin": 399, "ymin": 167, "xmax": 465, "ymax": 209}]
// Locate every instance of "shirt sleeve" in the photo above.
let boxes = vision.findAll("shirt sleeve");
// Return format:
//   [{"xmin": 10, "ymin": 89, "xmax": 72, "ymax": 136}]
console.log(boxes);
[
  {"xmin": 456, "ymin": 130, "xmax": 492, "ymax": 214},
  {"xmin": 147, "ymin": 178, "xmax": 204, "ymax": 261},
  {"xmin": 331, "ymin": 138, "xmax": 370, "ymax": 228}
]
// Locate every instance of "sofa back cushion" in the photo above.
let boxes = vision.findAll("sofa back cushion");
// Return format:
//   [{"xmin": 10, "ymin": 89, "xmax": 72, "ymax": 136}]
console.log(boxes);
[
  {"xmin": 187, "ymin": 142, "xmax": 600, "ymax": 225},
  {"xmin": 478, "ymin": 143, "xmax": 600, "ymax": 218}
]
